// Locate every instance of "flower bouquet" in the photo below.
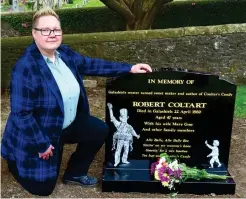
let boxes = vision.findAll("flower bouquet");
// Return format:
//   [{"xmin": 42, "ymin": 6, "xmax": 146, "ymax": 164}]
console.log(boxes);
[{"xmin": 151, "ymin": 153, "xmax": 230, "ymax": 190}]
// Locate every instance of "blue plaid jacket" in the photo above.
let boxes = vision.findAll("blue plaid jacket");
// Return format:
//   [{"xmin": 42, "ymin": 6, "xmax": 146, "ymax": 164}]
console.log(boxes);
[{"xmin": 1, "ymin": 42, "xmax": 132, "ymax": 182}]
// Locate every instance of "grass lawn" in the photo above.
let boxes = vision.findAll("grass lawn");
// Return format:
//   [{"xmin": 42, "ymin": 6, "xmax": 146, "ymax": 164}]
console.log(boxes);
[
  {"xmin": 83, "ymin": 0, "xmax": 105, "ymax": 8},
  {"xmin": 235, "ymin": 86, "xmax": 246, "ymax": 118},
  {"xmin": 62, "ymin": 0, "xmax": 105, "ymax": 9}
]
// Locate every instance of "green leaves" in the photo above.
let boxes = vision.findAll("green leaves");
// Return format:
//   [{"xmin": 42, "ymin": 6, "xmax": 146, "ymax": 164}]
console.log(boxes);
[{"xmin": 179, "ymin": 163, "xmax": 228, "ymax": 182}]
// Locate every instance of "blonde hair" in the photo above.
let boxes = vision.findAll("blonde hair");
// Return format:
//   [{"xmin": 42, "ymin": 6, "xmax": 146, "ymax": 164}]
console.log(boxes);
[{"xmin": 32, "ymin": 7, "xmax": 60, "ymax": 28}]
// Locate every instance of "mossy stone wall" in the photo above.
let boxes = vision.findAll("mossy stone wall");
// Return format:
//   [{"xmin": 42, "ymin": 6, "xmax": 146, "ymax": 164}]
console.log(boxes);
[{"xmin": 1, "ymin": 24, "xmax": 246, "ymax": 88}]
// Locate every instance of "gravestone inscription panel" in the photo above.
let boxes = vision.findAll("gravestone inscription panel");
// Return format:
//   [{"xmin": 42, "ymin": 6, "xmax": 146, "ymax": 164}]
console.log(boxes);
[{"xmin": 102, "ymin": 70, "xmax": 236, "ymax": 194}]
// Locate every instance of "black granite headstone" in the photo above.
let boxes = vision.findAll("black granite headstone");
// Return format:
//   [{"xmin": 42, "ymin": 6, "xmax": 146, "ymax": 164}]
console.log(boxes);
[{"xmin": 102, "ymin": 70, "xmax": 236, "ymax": 194}]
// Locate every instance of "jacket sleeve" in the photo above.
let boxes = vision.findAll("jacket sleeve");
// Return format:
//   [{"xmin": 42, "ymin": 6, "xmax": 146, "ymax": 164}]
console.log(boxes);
[
  {"xmin": 65, "ymin": 45, "xmax": 133, "ymax": 76},
  {"xmin": 10, "ymin": 63, "xmax": 50, "ymax": 153}
]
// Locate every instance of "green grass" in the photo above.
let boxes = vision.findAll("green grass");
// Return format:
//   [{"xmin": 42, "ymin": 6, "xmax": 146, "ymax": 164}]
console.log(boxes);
[
  {"xmin": 235, "ymin": 86, "xmax": 246, "ymax": 118},
  {"xmin": 1, "ymin": 0, "xmax": 105, "ymax": 10},
  {"xmin": 0, "ymin": 4, "xmax": 10, "ymax": 12},
  {"xmin": 62, "ymin": 0, "xmax": 105, "ymax": 9},
  {"xmin": 83, "ymin": 0, "xmax": 105, "ymax": 8}
]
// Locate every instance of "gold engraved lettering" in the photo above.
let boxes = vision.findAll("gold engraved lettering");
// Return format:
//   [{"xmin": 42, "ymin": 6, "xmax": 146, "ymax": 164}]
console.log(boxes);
[
  {"xmin": 143, "ymin": 144, "xmax": 154, "ymax": 147},
  {"xmin": 158, "ymin": 79, "xmax": 184, "ymax": 84},
  {"xmin": 185, "ymin": 92, "xmax": 198, "ymax": 96},
  {"xmin": 168, "ymin": 102, "xmax": 207, "ymax": 108},
  {"xmin": 137, "ymin": 109, "xmax": 146, "ymax": 113},
  {"xmin": 108, "ymin": 90, "xmax": 127, "ymax": 94},
  {"xmin": 221, "ymin": 92, "xmax": 233, "ymax": 97},
  {"xmin": 128, "ymin": 91, "xmax": 140, "ymax": 94},
  {"xmin": 204, "ymin": 92, "xmax": 220, "ymax": 96},
  {"xmin": 172, "ymin": 122, "xmax": 183, "ymax": 127},
  {"xmin": 142, "ymin": 128, "xmax": 150, "ymax": 131},
  {"xmin": 154, "ymin": 109, "xmax": 173, "ymax": 114},
  {"xmin": 148, "ymin": 79, "xmax": 156, "ymax": 84},
  {"xmin": 133, "ymin": 101, "xmax": 166, "ymax": 107},
  {"xmin": 145, "ymin": 149, "xmax": 158, "ymax": 152},
  {"xmin": 144, "ymin": 121, "xmax": 154, "ymax": 125},
  {"xmin": 177, "ymin": 129, "xmax": 195, "ymax": 133},
  {"xmin": 180, "ymin": 155, "xmax": 191, "ymax": 159}
]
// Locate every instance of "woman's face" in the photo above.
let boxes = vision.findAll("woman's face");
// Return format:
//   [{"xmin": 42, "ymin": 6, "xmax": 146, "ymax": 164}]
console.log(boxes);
[{"xmin": 32, "ymin": 15, "xmax": 62, "ymax": 55}]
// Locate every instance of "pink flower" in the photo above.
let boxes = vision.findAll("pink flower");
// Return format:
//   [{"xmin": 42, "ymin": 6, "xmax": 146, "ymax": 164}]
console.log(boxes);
[
  {"xmin": 166, "ymin": 167, "xmax": 174, "ymax": 176},
  {"xmin": 174, "ymin": 168, "xmax": 182, "ymax": 179},
  {"xmin": 22, "ymin": 23, "xmax": 28, "ymax": 28},
  {"xmin": 159, "ymin": 172, "xmax": 170, "ymax": 183},
  {"xmin": 150, "ymin": 162, "xmax": 157, "ymax": 175},
  {"xmin": 21, "ymin": 22, "xmax": 30, "ymax": 28}
]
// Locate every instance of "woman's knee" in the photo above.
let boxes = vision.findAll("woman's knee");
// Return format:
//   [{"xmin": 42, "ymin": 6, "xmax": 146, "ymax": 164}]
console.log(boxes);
[
  {"xmin": 7, "ymin": 160, "xmax": 57, "ymax": 196},
  {"xmin": 101, "ymin": 122, "xmax": 109, "ymax": 138},
  {"xmin": 91, "ymin": 116, "xmax": 109, "ymax": 138},
  {"xmin": 21, "ymin": 179, "xmax": 57, "ymax": 196}
]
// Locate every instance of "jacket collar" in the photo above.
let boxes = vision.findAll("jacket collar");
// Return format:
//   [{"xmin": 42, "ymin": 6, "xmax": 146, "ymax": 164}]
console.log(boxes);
[{"xmin": 27, "ymin": 42, "xmax": 65, "ymax": 114}]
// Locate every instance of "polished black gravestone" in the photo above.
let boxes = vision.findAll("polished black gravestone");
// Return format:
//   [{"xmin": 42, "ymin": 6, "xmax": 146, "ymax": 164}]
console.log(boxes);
[{"xmin": 102, "ymin": 69, "xmax": 236, "ymax": 194}]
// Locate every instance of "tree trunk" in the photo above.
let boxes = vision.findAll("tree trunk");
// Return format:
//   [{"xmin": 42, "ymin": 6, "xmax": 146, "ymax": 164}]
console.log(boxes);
[
  {"xmin": 37, "ymin": 0, "xmax": 40, "ymax": 10},
  {"xmin": 101, "ymin": 0, "xmax": 173, "ymax": 31}
]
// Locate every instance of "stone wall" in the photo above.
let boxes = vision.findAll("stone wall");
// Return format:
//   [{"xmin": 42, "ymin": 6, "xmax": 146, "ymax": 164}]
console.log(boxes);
[{"xmin": 1, "ymin": 23, "xmax": 246, "ymax": 88}]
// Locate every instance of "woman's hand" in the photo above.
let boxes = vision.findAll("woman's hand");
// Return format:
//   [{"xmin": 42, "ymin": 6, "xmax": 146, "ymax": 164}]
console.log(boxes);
[
  {"xmin": 38, "ymin": 145, "xmax": 55, "ymax": 160},
  {"xmin": 130, "ymin": 63, "xmax": 152, "ymax": 73}
]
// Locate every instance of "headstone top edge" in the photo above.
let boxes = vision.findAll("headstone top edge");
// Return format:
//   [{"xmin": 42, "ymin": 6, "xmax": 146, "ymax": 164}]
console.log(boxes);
[{"xmin": 106, "ymin": 68, "xmax": 236, "ymax": 86}]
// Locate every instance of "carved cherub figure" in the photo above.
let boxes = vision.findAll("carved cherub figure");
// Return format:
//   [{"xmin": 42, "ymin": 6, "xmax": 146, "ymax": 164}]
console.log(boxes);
[{"xmin": 205, "ymin": 140, "xmax": 222, "ymax": 168}]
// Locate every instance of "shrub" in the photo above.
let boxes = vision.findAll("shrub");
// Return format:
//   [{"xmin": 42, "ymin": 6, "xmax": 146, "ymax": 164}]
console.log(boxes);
[{"xmin": 1, "ymin": 0, "xmax": 246, "ymax": 36}]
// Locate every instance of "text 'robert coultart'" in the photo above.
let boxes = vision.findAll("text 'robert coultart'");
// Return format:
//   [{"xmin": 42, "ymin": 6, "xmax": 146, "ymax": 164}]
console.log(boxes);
[{"xmin": 132, "ymin": 101, "xmax": 207, "ymax": 108}]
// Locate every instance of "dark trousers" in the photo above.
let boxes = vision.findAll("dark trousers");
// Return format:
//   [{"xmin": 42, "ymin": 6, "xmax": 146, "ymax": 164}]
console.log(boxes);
[{"xmin": 7, "ymin": 112, "xmax": 109, "ymax": 196}]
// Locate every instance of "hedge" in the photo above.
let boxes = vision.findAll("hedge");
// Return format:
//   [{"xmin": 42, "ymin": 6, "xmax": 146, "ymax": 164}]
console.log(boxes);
[{"xmin": 1, "ymin": 0, "xmax": 246, "ymax": 36}]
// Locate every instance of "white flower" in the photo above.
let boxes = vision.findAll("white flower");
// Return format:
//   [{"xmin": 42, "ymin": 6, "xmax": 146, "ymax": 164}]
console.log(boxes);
[
  {"xmin": 160, "ymin": 157, "xmax": 166, "ymax": 163},
  {"xmin": 156, "ymin": 157, "xmax": 166, "ymax": 169},
  {"xmin": 169, "ymin": 160, "xmax": 179, "ymax": 170}
]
